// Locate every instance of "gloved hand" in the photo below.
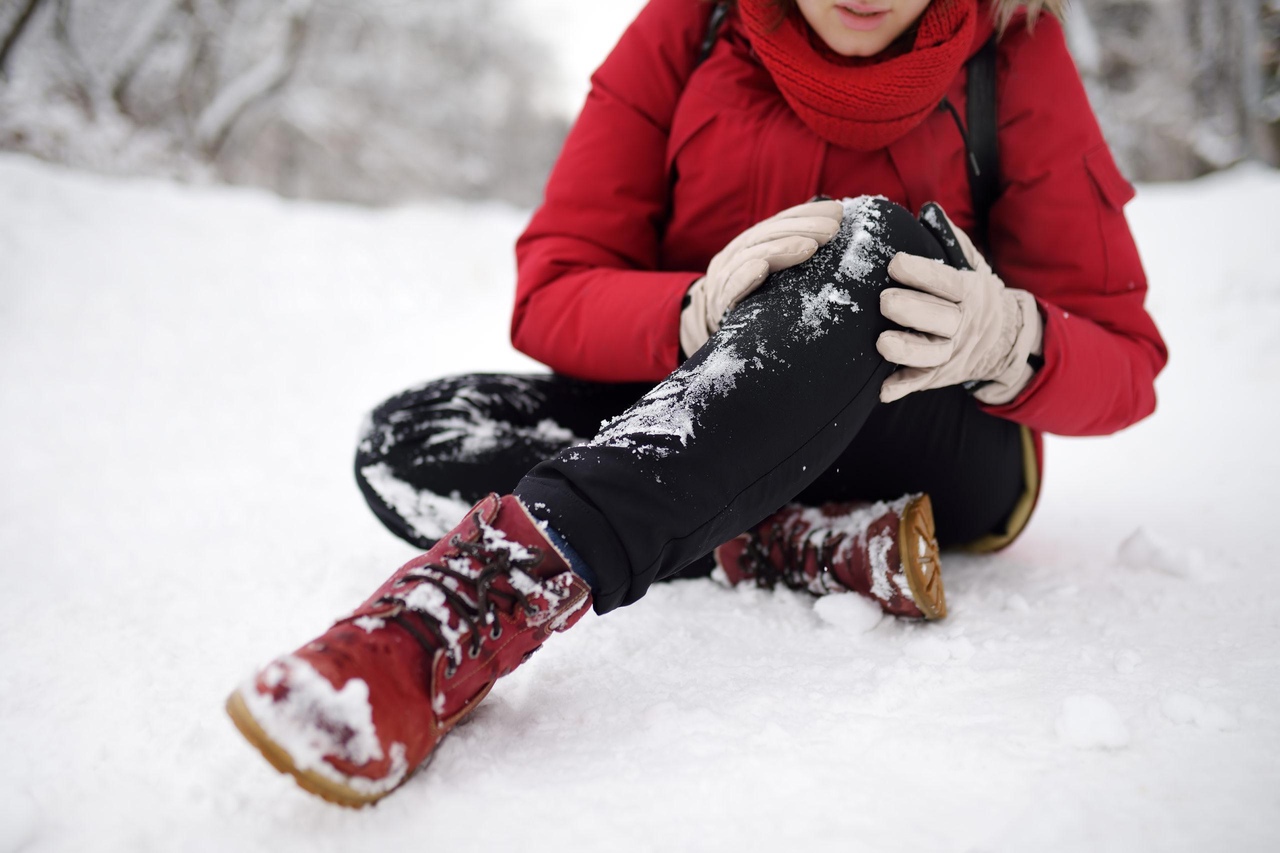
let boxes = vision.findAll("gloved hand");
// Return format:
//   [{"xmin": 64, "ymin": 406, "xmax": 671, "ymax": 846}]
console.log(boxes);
[
  {"xmin": 876, "ymin": 203, "xmax": 1043, "ymax": 405},
  {"xmin": 680, "ymin": 199, "xmax": 844, "ymax": 357}
]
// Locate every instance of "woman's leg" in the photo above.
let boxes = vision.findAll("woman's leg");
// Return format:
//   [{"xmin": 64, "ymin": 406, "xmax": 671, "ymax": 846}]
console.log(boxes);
[
  {"xmin": 796, "ymin": 384, "xmax": 1024, "ymax": 547},
  {"xmin": 226, "ymin": 196, "xmax": 1022, "ymax": 805},
  {"xmin": 516, "ymin": 196, "xmax": 1019, "ymax": 613},
  {"xmin": 354, "ymin": 373, "xmax": 652, "ymax": 548},
  {"xmin": 710, "ymin": 386, "xmax": 1024, "ymax": 620}
]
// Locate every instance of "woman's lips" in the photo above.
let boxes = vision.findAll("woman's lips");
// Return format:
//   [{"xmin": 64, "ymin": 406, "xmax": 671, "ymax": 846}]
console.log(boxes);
[{"xmin": 836, "ymin": 3, "xmax": 891, "ymax": 31}]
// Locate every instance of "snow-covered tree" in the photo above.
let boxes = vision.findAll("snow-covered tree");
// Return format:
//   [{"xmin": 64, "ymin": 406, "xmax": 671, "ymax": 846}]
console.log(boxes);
[
  {"xmin": 1066, "ymin": 0, "xmax": 1279, "ymax": 180},
  {"xmin": 2, "ymin": 0, "xmax": 1276, "ymax": 198},
  {"xmin": 0, "ymin": 0, "xmax": 567, "ymax": 204}
]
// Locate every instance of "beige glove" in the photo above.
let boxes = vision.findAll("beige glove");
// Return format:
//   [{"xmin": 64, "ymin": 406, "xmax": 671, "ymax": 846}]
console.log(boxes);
[
  {"xmin": 680, "ymin": 199, "xmax": 844, "ymax": 356},
  {"xmin": 876, "ymin": 209, "xmax": 1043, "ymax": 405}
]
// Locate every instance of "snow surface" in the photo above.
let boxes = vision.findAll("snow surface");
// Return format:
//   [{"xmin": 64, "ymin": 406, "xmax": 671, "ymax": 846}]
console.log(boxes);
[{"xmin": 2, "ymin": 154, "xmax": 1280, "ymax": 851}]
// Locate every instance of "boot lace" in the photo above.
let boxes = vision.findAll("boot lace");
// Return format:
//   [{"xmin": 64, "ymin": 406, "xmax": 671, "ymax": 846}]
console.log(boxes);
[
  {"xmin": 368, "ymin": 506, "xmax": 546, "ymax": 677},
  {"xmin": 740, "ymin": 517, "xmax": 846, "ymax": 594}
]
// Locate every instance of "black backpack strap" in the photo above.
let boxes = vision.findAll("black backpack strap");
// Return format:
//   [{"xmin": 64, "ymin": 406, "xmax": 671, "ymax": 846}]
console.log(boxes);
[
  {"xmin": 965, "ymin": 34, "xmax": 1000, "ymax": 251},
  {"xmin": 696, "ymin": 2, "xmax": 731, "ymax": 68}
]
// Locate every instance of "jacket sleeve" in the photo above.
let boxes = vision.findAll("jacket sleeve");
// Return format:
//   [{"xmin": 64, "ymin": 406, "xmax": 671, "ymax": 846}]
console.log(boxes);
[
  {"xmin": 980, "ymin": 16, "xmax": 1168, "ymax": 436},
  {"xmin": 511, "ymin": 0, "xmax": 707, "ymax": 382}
]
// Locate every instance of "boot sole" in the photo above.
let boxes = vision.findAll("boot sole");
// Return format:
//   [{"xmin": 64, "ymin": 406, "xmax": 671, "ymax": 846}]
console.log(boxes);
[
  {"xmin": 900, "ymin": 494, "xmax": 946, "ymax": 620},
  {"xmin": 226, "ymin": 689, "xmax": 394, "ymax": 809}
]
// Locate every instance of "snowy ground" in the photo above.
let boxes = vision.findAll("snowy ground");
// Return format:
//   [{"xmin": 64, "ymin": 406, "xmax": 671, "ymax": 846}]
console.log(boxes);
[{"xmin": 1, "ymin": 152, "xmax": 1278, "ymax": 852}]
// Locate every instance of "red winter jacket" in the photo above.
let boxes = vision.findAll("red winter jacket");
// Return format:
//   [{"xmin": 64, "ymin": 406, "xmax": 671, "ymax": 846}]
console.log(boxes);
[{"xmin": 512, "ymin": 0, "xmax": 1167, "ymax": 450}]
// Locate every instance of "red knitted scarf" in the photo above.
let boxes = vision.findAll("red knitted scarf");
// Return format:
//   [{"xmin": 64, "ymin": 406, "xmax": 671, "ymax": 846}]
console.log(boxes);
[{"xmin": 738, "ymin": 0, "xmax": 978, "ymax": 150}]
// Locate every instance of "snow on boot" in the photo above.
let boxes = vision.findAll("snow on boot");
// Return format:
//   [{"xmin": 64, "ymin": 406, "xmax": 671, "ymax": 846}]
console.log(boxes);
[
  {"xmin": 225, "ymin": 493, "xmax": 592, "ymax": 807},
  {"xmin": 713, "ymin": 494, "xmax": 945, "ymax": 620}
]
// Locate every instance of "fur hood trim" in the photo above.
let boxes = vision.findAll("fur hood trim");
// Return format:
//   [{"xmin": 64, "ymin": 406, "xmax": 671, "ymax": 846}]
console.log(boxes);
[{"xmin": 992, "ymin": 0, "xmax": 1067, "ymax": 33}]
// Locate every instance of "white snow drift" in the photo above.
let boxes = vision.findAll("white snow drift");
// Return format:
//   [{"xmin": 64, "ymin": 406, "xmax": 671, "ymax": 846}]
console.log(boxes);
[{"xmin": 1, "ymin": 154, "xmax": 1279, "ymax": 852}]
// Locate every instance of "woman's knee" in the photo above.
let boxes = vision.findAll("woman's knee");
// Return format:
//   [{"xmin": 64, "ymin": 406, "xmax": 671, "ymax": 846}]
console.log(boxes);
[
  {"xmin": 355, "ymin": 373, "xmax": 500, "ymax": 467},
  {"xmin": 356, "ymin": 372, "xmax": 589, "ymax": 486},
  {"xmin": 839, "ymin": 195, "xmax": 942, "ymax": 269},
  {"xmin": 353, "ymin": 373, "xmax": 545, "ymax": 540},
  {"xmin": 722, "ymin": 196, "xmax": 938, "ymax": 349}
]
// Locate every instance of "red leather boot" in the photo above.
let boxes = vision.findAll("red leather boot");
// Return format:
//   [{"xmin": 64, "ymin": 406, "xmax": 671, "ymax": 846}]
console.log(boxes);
[
  {"xmin": 226, "ymin": 494, "xmax": 592, "ymax": 807},
  {"xmin": 713, "ymin": 494, "xmax": 945, "ymax": 620}
]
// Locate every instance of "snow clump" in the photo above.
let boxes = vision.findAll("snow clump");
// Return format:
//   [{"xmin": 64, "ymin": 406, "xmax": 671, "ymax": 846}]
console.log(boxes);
[
  {"xmin": 1117, "ymin": 528, "xmax": 1211, "ymax": 580},
  {"xmin": 813, "ymin": 593, "xmax": 883, "ymax": 632},
  {"xmin": 1055, "ymin": 694, "xmax": 1130, "ymax": 750},
  {"xmin": 797, "ymin": 282, "xmax": 859, "ymax": 338},
  {"xmin": 589, "ymin": 344, "xmax": 747, "ymax": 457},
  {"xmin": 837, "ymin": 195, "xmax": 891, "ymax": 282},
  {"xmin": 903, "ymin": 634, "xmax": 975, "ymax": 664},
  {"xmin": 239, "ymin": 656, "xmax": 410, "ymax": 796}
]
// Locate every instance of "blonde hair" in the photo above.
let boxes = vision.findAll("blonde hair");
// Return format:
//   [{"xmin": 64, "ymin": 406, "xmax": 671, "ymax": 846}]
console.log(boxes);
[{"xmin": 992, "ymin": 0, "xmax": 1067, "ymax": 33}]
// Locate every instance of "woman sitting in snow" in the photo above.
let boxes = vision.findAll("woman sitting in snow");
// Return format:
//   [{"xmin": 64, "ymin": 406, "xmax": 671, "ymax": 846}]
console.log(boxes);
[{"xmin": 227, "ymin": 0, "xmax": 1166, "ymax": 805}]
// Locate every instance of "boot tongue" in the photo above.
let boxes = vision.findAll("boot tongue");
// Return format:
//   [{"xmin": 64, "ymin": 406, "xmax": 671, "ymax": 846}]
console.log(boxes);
[
  {"xmin": 400, "ymin": 496, "xmax": 574, "ymax": 645},
  {"xmin": 482, "ymin": 495, "xmax": 571, "ymax": 577},
  {"xmin": 472, "ymin": 512, "xmax": 545, "ymax": 573}
]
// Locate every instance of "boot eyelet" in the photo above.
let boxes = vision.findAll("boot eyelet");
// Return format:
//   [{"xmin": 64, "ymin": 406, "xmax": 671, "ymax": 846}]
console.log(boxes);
[
  {"xmin": 490, "ymin": 624, "xmax": 503, "ymax": 640},
  {"xmin": 444, "ymin": 664, "xmax": 457, "ymax": 679},
  {"xmin": 467, "ymin": 644, "xmax": 480, "ymax": 659}
]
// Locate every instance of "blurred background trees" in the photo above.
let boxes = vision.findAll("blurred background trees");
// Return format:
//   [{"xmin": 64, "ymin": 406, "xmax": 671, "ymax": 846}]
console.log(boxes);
[
  {"xmin": 1067, "ymin": 0, "xmax": 1279, "ymax": 180},
  {"xmin": 0, "ymin": 0, "xmax": 567, "ymax": 205},
  {"xmin": 1, "ymin": 0, "xmax": 1276, "ymax": 206}
]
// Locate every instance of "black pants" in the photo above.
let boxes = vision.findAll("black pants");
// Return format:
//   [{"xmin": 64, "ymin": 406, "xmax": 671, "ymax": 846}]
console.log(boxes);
[{"xmin": 355, "ymin": 198, "xmax": 1025, "ymax": 613}]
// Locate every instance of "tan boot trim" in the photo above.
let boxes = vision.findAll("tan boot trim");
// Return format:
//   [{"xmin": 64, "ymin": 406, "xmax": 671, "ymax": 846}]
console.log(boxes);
[
  {"xmin": 225, "ymin": 690, "xmax": 394, "ymax": 809},
  {"xmin": 963, "ymin": 425, "xmax": 1039, "ymax": 554},
  {"xmin": 899, "ymin": 494, "xmax": 947, "ymax": 620}
]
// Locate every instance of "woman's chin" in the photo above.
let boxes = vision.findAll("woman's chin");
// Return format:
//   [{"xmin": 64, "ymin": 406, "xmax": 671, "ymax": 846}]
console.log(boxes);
[{"xmin": 823, "ymin": 33, "xmax": 894, "ymax": 57}]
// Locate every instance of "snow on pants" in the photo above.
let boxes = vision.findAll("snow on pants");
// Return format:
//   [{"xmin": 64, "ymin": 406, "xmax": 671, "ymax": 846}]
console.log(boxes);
[{"xmin": 355, "ymin": 197, "xmax": 1025, "ymax": 613}]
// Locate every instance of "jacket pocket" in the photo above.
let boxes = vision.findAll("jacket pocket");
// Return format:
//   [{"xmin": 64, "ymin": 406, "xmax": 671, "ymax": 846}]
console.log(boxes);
[
  {"xmin": 1084, "ymin": 144, "xmax": 1135, "ymax": 210},
  {"xmin": 1083, "ymin": 144, "xmax": 1142, "ymax": 294}
]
